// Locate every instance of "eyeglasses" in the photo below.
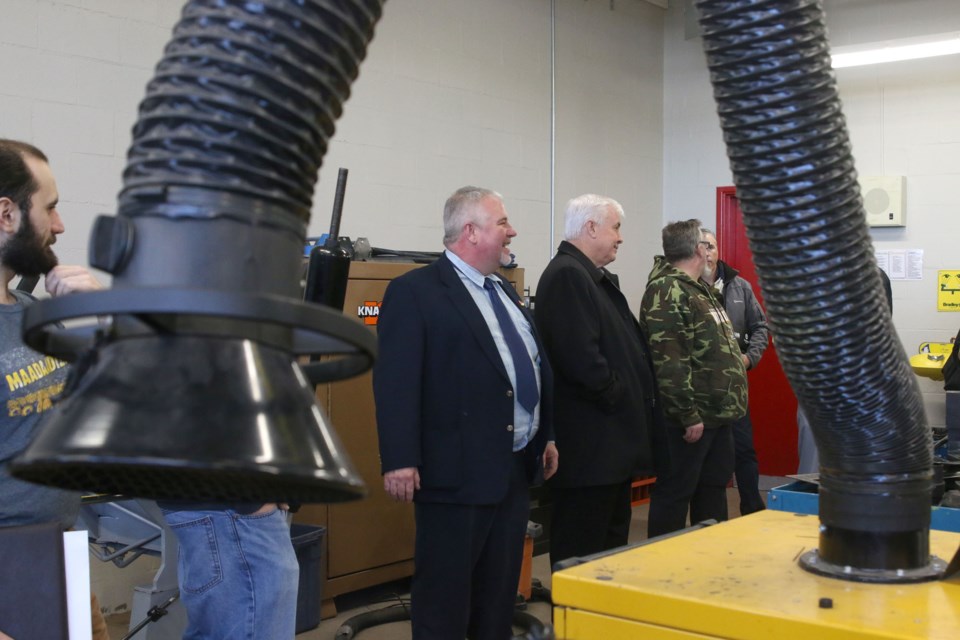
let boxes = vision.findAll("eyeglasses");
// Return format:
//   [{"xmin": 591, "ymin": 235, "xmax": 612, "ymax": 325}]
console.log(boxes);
[{"xmin": 699, "ymin": 241, "xmax": 716, "ymax": 250}]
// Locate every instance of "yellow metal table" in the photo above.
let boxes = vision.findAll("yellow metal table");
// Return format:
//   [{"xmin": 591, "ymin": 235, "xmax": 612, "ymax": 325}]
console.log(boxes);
[{"xmin": 553, "ymin": 510, "xmax": 960, "ymax": 639}]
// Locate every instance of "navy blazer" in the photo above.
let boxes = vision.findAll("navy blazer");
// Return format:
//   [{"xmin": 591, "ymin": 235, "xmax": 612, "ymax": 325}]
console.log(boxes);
[{"xmin": 373, "ymin": 254, "xmax": 553, "ymax": 505}]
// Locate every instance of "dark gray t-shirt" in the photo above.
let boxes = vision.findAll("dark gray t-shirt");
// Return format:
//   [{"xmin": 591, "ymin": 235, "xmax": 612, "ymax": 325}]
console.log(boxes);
[{"xmin": 1, "ymin": 289, "xmax": 79, "ymax": 529}]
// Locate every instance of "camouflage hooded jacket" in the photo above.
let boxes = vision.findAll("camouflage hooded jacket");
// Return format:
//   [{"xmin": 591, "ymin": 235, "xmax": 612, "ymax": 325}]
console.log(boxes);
[{"xmin": 639, "ymin": 256, "xmax": 748, "ymax": 428}]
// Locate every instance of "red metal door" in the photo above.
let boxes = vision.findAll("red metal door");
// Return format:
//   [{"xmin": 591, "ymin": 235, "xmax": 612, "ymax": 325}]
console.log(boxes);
[{"xmin": 716, "ymin": 187, "xmax": 798, "ymax": 475}]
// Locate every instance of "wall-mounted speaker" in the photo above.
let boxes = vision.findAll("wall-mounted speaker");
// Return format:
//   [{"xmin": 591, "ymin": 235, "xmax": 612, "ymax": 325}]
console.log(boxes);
[{"xmin": 859, "ymin": 175, "xmax": 905, "ymax": 227}]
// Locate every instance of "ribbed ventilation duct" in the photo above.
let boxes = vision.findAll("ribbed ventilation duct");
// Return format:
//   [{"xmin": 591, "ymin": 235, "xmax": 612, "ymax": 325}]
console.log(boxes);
[
  {"xmin": 12, "ymin": 0, "xmax": 386, "ymax": 504},
  {"xmin": 695, "ymin": 0, "xmax": 940, "ymax": 582}
]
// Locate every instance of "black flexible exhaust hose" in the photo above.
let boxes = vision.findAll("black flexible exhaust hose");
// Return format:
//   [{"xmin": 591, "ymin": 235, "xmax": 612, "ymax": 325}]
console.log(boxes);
[
  {"xmin": 695, "ymin": 0, "xmax": 934, "ymax": 579},
  {"xmin": 13, "ymin": 0, "xmax": 385, "ymax": 504},
  {"xmin": 124, "ymin": 0, "xmax": 373, "ymax": 209},
  {"xmin": 111, "ymin": 0, "xmax": 383, "ymax": 295}
]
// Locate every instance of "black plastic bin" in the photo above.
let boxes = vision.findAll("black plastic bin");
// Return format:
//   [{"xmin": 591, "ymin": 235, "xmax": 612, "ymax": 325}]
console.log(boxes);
[{"xmin": 291, "ymin": 523, "xmax": 326, "ymax": 634}]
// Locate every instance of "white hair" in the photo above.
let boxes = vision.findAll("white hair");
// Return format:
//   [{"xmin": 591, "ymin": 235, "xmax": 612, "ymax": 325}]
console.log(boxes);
[{"xmin": 563, "ymin": 194, "xmax": 624, "ymax": 241}]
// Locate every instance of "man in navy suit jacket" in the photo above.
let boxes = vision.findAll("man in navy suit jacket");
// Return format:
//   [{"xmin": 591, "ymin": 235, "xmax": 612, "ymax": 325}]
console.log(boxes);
[{"xmin": 373, "ymin": 186, "xmax": 558, "ymax": 640}]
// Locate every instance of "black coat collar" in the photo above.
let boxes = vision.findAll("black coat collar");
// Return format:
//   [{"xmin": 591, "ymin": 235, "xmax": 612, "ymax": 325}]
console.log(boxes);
[{"xmin": 557, "ymin": 241, "xmax": 618, "ymax": 288}]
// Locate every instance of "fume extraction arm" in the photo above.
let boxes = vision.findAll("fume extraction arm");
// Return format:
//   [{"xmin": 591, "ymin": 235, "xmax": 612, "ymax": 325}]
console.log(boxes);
[
  {"xmin": 13, "ymin": 0, "xmax": 388, "ymax": 505},
  {"xmin": 697, "ymin": 0, "xmax": 937, "ymax": 581}
]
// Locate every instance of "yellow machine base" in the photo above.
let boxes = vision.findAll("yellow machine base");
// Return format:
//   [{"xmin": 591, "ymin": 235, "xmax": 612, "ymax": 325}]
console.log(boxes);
[{"xmin": 552, "ymin": 510, "xmax": 960, "ymax": 639}]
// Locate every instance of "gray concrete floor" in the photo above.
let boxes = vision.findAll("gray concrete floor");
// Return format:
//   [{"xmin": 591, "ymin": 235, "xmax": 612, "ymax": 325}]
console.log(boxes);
[{"xmin": 107, "ymin": 477, "xmax": 789, "ymax": 639}]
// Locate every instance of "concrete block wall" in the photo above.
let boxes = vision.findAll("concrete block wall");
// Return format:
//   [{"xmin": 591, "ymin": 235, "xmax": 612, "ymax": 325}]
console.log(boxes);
[
  {"xmin": 1, "ymin": 0, "xmax": 666, "ymax": 615},
  {"xmin": 0, "ymin": 0, "xmax": 666, "ymax": 301},
  {"xmin": 7, "ymin": 0, "xmax": 953, "ymax": 615},
  {"xmin": 553, "ymin": 0, "xmax": 664, "ymax": 303},
  {"xmin": 840, "ymin": 56, "xmax": 960, "ymax": 429},
  {"xmin": 322, "ymin": 0, "xmax": 665, "ymax": 305},
  {"xmin": 0, "ymin": 0, "xmax": 178, "ymax": 271},
  {"xmin": 663, "ymin": 0, "xmax": 960, "ymax": 430}
]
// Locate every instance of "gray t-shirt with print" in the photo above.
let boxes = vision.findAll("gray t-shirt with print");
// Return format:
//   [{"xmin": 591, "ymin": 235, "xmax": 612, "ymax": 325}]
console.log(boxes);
[{"xmin": 0, "ymin": 289, "xmax": 79, "ymax": 529}]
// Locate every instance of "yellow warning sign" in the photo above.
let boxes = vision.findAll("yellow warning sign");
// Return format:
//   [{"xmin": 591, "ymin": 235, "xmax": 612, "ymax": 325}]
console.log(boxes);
[{"xmin": 938, "ymin": 270, "xmax": 960, "ymax": 311}]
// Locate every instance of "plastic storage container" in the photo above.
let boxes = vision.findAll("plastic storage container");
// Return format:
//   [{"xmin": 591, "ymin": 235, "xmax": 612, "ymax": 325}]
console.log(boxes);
[{"xmin": 291, "ymin": 523, "xmax": 326, "ymax": 634}]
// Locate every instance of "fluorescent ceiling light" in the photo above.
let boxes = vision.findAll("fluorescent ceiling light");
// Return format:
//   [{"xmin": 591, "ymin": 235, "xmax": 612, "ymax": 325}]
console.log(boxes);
[{"xmin": 831, "ymin": 33, "xmax": 960, "ymax": 69}]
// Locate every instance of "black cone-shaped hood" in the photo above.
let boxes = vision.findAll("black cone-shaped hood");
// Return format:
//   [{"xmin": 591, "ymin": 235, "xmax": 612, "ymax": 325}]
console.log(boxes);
[{"xmin": 15, "ymin": 335, "xmax": 365, "ymax": 503}]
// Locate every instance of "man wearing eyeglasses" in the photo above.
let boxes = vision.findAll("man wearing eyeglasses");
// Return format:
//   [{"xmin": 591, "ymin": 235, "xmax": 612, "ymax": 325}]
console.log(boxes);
[
  {"xmin": 639, "ymin": 219, "xmax": 748, "ymax": 537},
  {"xmin": 699, "ymin": 228, "xmax": 769, "ymax": 515}
]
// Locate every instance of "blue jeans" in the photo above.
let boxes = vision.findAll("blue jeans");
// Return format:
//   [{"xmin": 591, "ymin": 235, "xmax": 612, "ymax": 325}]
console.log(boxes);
[{"xmin": 162, "ymin": 506, "xmax": 299, "ymax": 640}]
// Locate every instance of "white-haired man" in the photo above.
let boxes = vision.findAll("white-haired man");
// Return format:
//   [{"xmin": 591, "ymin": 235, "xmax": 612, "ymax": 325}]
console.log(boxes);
[{"xmin": 534, "ymin": 194, "xmax": 661, "ymax": 568}]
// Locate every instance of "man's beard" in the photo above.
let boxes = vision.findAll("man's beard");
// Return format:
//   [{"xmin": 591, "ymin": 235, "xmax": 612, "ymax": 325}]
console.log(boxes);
[
  {"xmin": 1, "ymin": 216, "xmax": 58, "ymax": 277},
  {"xmin": 702, "ymin": 262, "xmax": 716, "ymax": 281}
]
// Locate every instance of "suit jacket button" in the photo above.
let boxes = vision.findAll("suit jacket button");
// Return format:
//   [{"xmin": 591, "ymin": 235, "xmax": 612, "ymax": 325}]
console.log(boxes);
[
  {"xmin": 506, "ymin": 424, "xmax": 514, "ymax": 432},
  {"xmin": 506, "ymin": 390, "xmax": 513, "ymax": 398}
]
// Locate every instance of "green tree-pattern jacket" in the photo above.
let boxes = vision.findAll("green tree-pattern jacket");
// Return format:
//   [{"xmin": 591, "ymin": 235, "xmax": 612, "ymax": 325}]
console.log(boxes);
[{"xmin": 639, "ymin": 256, "xmax": 748, "ymax": 428}]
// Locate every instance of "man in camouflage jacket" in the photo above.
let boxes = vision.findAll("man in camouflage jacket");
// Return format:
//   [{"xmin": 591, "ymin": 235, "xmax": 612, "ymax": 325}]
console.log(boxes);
[{"xmin": 639, "ymin": 219, "xmax": 748, "ymax": 537}]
